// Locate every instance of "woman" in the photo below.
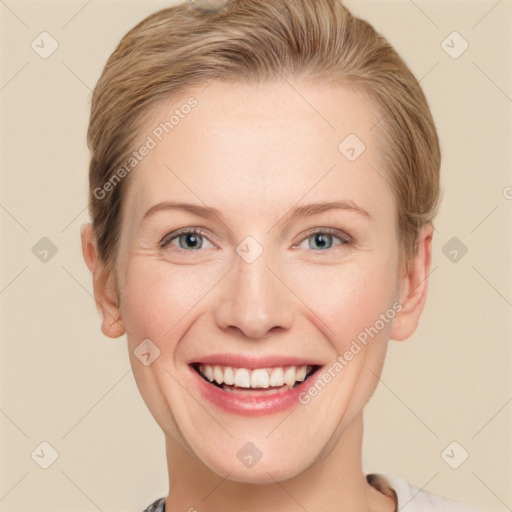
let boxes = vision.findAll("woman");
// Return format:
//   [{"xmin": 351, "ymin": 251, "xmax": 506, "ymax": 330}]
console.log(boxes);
[{"xmin": 81, "ymin": 0, "xmax": 480, "ymax": 510}]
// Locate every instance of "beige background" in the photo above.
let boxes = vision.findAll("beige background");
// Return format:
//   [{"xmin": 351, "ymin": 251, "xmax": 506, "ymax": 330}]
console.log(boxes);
[{"xmin": 0, "ymin": 0, "xmax": 510, "ymax": 511}]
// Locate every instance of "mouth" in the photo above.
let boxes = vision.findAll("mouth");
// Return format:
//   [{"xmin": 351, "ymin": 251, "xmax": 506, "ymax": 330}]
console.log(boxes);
[{"xmin": 190, "ymin": 362, "xmax": 321, "ymax": 401}]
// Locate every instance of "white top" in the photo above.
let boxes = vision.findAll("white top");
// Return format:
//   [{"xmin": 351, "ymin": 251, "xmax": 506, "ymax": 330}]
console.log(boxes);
[{"xmin": 377, "ymin": 473, "xmax": 481, "ymax": 512}]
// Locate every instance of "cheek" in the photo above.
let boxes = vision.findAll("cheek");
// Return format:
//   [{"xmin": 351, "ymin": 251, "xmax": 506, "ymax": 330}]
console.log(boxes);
[
  {"xmin": 119, "ymin": 258, "xmax": 225, "ymax": 343},
  {"xmin": 290, "ymin": 255, "xmax": 398, "ymax": 347}
]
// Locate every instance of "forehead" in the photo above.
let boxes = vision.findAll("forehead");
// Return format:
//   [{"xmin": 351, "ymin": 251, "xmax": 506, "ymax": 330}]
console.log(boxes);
[{"xmin": 122, "ymin": 79, "xmax": 392, "ymax": 227}]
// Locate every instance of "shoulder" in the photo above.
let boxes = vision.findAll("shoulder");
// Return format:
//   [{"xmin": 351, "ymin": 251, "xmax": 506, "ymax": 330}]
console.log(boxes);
[
  {"xmin": 368, "ymin": 473, "xmax": 482, "ymax": 512},
  {"xmin": 140, "ymin": 497, "xmax": 166, "ymax": 512}
]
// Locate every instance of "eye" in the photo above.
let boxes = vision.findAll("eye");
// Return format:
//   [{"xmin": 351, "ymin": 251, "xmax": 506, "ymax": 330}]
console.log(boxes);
[
  {"xmin": 294, "ymin": 229, "xmax": 351, "ymax": 251},
  {"xmin": 160, "ymin": 228, "xmax": 216, "ymax": 251}
]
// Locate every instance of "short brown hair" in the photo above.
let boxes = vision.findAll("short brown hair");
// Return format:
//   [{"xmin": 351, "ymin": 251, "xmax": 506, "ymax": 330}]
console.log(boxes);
[{"xmin": 87, "ymin": 0, "xmax": 440, "ymax": 274}]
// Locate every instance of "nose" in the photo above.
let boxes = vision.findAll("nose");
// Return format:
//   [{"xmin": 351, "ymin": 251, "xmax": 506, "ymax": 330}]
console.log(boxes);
[{"xmin": 214, "ymin": 252, "xmax": 294, "ymax": 339}]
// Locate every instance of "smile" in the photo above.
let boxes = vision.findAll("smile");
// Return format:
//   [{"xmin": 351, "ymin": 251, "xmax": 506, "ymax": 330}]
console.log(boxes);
[
  {"xmin": 196, "ymin": 363, "xmax": 316, "ymax": 390},
  {"xmin": 189, "ymin": 359, "xmax": 322, "ymax": 415}
]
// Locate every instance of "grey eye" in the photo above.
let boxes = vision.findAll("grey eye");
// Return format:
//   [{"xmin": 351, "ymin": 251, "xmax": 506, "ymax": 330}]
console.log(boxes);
[
  {"xmin": 178, "ymin": 233, "xmax": 204, "ymax": 250},
  {"xmin": 308, "ymin": 233, "xmax": 335, "ymax": 250}
]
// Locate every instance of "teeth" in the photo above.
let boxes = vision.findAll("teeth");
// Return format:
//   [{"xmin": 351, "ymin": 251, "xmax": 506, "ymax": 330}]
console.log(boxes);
[
  {"xmin": 234, "ymin": 368, "xmax": 251, "ymax": 388},
  {"xmin": 203, "ymin": 365, "xmax": 214, "ymax": 382},
  {"xmin": 197, "ymin": 364, "xmax": 312, "ymax": 389},
  {"xmin": 251, "ymin": 368, "xmax": 270, "ymax": 389},
  {"xmin": 213, "ymin": 365, "xmax": 223, "ymax": 385},
  {"xmin": 269, "ymin": 367, "xmax": 284, "ymax": 387},
  {"xmin": 283, "ymin": 367, "xmax": 296, "ymax": 386},
  {"xmin": 223, "ymin": 366, "xmax": 234, "ymax": 385},
  {"xmin": 295, "ymin": 365, "xmax": 307, "ymax": 382}
]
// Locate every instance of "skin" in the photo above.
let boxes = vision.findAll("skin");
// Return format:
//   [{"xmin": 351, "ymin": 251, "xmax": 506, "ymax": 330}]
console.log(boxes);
[{"xmin": 82, "ymin": 79, "xmax": 433, "ymax": 512}]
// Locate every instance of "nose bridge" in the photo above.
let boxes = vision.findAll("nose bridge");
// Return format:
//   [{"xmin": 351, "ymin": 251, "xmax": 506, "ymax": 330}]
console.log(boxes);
[{"xmin": 214, "ymin": 247, "xmax": 293, "ymax": 339}]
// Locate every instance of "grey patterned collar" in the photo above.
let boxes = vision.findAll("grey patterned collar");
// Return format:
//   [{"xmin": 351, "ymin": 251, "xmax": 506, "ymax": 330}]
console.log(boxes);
[{"xmin": 141, "ymin": 496, "xmax": 166, "ymax": 512}]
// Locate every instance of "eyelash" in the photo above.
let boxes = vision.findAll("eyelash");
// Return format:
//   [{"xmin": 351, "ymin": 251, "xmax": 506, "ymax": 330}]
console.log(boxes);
[
  {"xmin": 293, "ymin": 227, "xmax": 352, "ymax": 250},
  {"xmin": 159, "ymin": 227, "xmax": 213, "ymax": 251},
  {"xmin": 159, "ymin": 227, "xmax": 352, "ymax": 252}
]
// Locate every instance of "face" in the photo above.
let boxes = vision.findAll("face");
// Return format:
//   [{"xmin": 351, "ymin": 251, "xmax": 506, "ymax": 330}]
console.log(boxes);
[{"xmin": 93, "ymin": 80, "xmax": 424, "ymax": 483}]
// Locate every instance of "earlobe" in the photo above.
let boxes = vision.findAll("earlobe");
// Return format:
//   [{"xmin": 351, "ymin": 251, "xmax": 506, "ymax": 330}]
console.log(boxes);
[
  {"xmin": 390, "ymin": 223, "xmax": 434, "ymax": 342},
  {"xmin": 80, "ymin": 223, "xmax": 126, "ymax": 339}
]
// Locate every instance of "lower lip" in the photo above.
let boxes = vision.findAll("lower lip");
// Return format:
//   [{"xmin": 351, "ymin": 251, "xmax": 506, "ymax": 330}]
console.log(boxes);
[{"xmin": 189, "ymin": 366, "xmax": 320, "ymax": 416}]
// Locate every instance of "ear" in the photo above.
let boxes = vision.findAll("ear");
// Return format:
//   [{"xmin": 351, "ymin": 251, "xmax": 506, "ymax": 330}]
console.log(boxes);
[
  {"xmin": 390, "ymin": 223, "xmax": 434, "ymax": 341},
  {"xmin": 80, "ymin": 223, "xmax": 125, "ymax": 339}
]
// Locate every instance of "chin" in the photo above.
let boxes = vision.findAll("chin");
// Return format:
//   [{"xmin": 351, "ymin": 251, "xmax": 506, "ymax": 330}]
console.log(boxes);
[
  {"xmin": 187, "ymin": 434, "xmax": 323, "ymax": 485},
  {"xmin": 205, "ymin": 454, "xmax": 311, "ymax": 484}
]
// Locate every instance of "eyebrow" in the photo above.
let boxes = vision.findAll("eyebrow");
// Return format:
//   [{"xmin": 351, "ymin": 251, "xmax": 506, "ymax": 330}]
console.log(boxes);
[
  {"xmin": 142, "ymin": 199, "xmax": 370, "ymax": 224},
  {"xmin": 143, "ymin": 201, "xmax": 223, "ymax": 222},
  {"xmin": 285, "ymin": 200, "xmax": 370, "ymax": 222}
]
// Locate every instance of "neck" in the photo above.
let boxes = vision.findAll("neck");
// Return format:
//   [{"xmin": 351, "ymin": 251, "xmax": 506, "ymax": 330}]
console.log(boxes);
[{"xmin": 164, "ymin": 413, "xmax": 394, "ymax": 512}]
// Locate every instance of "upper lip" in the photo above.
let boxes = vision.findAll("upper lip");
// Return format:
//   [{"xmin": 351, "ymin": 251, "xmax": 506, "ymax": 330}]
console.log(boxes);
[{"xmin": 189, "ymin": 353, "xmax": 324, "ymax": 369}]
